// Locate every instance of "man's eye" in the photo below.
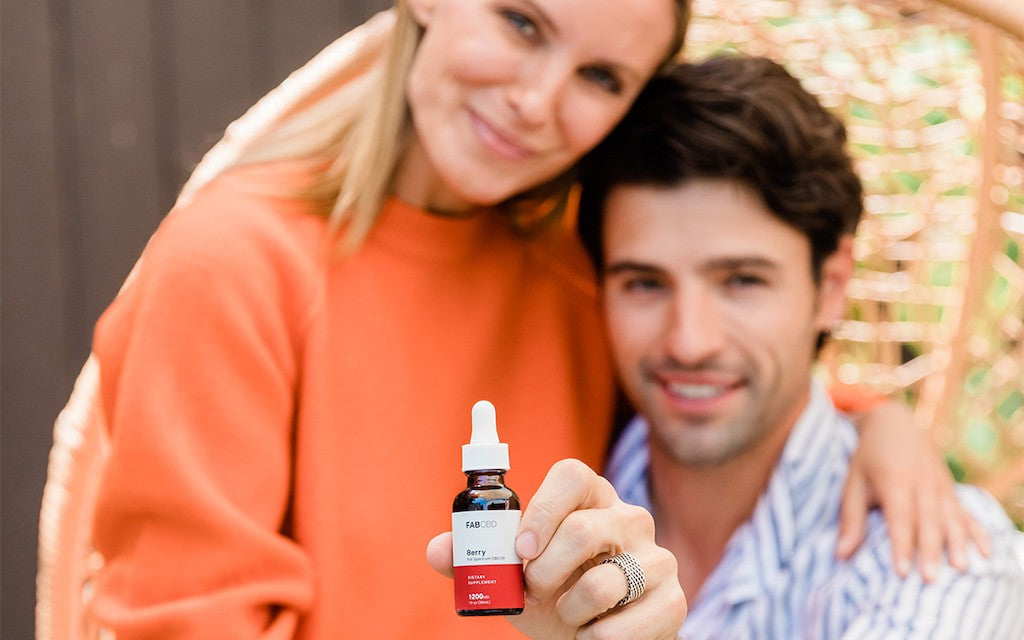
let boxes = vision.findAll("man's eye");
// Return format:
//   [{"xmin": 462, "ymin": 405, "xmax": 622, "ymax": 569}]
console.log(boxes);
[
  {"xmin": 580, "ymin": 66, "xmax": 623, "ymax": 94},
  {"xmin": 499, "ymin": 9, "xmax": 540, "ymax": 41},
  {"xmin": 727, "ymin": 274, "xmax": 766, "ymax": 288},
  {"xmin": 623, "ymin": 277, "xmax": 664, "ymax": 292}
]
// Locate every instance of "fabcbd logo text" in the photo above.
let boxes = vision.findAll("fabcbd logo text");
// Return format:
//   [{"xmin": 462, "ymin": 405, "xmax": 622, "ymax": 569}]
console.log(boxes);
[{"xmin": 465, "ymin": 520, "xmax": 498, "ymax": 529}]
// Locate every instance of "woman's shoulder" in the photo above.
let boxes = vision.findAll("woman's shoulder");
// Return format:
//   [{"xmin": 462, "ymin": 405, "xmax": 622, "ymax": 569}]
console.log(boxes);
[{"xmin": 159, "ymin": 160, "xmax": 330, "ymax": 267}]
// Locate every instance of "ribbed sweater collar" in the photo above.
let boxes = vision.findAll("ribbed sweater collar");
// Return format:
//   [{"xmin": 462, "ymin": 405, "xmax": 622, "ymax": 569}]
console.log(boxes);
[{"xmin": 368, "ymin": 198, "xmax": 504, "ymax": 264}]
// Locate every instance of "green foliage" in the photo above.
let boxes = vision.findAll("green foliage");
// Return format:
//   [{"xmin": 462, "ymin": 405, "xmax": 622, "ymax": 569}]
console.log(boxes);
[
  {"xmin": 996, "ymin": 390, "xmax": 1024, "ymax": 422},
  {"xmin": 931, "ymin": 262, "xmax": 953, "ymax": 287},
  {"xmin": 922, "ymin": 109, "xmax": 949, "ymax": 125},
  {"xmin": 912, "ymin": 72, "xmax": 942, "ymax": 88},
  {"xmin": 946, "ymin": 454, "xmax": 967, "ymax": 483},
  {"xmin": 895, "ymin": 172, "xmax": 924, "ymax": 193},
  {"xmin": 988, "ymin": 274, "xmax": 1012, "ymax": 310},
  {"xmin": 1003, "ymin": 73, "xmax": 1023, "ymax": 98},
  {"xmin": 850, "ymin": 102, "xmax": 875, "ymax": 120},
  {"xmin": 964, "ymin": 419, "xmax": 998, "ymax": 457},
  {"xmin": 964, "ymin": 366, "xmax": 987, "ymax": 394}
]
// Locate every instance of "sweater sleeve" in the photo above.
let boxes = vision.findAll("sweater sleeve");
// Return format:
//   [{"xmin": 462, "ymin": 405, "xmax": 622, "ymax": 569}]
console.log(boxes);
[
  {"xmin": 87, "ymin": 190, "xmax": 322, "ymax": 640},
  {"xmin": 827, "ymin": 383, "xmax": 888, "ymax": 415}
]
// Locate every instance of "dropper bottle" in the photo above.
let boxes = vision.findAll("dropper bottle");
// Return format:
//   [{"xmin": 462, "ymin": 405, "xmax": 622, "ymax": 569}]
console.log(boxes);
[{"xmin": 451, "ymin": 400, "xmax": 524, "ymax": 616}]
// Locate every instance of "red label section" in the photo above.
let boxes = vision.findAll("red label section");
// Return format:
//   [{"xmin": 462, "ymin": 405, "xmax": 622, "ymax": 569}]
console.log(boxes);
[{"xmin": 454, "ymin": 564, "xmax": 524, "ymax": 611}]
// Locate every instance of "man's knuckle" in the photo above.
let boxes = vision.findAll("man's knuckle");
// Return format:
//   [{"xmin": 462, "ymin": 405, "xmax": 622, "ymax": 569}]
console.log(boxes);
[
  {"xmin": 561, "ymin": 511, "xmax": 596, "ymax": 544},
  {"xmin": 622, "ymin": 504, "xmax": 656, "ymax": 535}
]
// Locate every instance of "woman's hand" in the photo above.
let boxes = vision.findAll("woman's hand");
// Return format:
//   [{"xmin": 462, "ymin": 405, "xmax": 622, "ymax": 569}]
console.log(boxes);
[
  {"xmin": 838, "ymin": 400, "xmax": 991, "ymax": 581},
  {"xmin": 427, "ymin": 459, "xmax": 687, "ymax": 640}
]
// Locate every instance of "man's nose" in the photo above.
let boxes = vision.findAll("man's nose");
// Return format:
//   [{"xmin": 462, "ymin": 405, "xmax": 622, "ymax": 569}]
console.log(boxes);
[{"xmin": 663, "ymin": 285, "xmax": 726, "ymax": 366}]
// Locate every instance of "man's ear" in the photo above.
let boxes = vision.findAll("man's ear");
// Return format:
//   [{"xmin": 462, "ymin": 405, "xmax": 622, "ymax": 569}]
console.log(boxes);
[
  {"xmin": 408, "ymin": 0, "xmax": 436, "ymax": 27},
  {"xmin": 815, "ymin": 235, "xmax": 855, "ymax": 332}
]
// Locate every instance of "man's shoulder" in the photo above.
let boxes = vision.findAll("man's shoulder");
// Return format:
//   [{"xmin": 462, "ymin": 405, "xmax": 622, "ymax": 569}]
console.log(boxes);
[
  {"xmin": 954, "ymin": 483, "xmax": 1021, "ymax": 536},
  {"xmin": 951, "ymin": 484, "xmax": 1024, "ymax": 590},
  {"xmin": 841, "ymin": 482, "xmax": 1022, "ymax": 581},
  {"xmin": 815, "ymin": 484, "xmax": 1024, "ymax": 639}
]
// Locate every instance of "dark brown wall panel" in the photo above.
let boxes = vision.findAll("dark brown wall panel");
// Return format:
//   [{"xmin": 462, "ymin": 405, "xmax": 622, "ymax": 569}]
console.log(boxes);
[
  {"xmin": 65, "ymin": 1, "xmax": 166, "ymax": 345},
  {"xmin": 169, "ymin": 0, "xmax": 267, "ymax": 179},
  {"xmin": 1, "ymin": 1, "xmax": 71, "ymax": 636}
]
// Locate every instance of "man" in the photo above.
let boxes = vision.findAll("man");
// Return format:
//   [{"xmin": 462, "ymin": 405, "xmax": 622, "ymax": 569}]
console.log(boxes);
[{"xmin": 577, "ymin": 55, "xmax": 1024, "ymax": 639}]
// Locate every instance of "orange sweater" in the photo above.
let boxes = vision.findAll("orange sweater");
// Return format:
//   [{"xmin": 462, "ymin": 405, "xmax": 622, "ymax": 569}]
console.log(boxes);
[{"xmin": 89, "ymin": 163, "xmax": 614, "ymax": 639}]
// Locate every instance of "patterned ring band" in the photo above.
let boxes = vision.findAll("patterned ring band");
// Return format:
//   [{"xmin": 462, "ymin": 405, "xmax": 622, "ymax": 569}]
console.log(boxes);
[{"xmin": 600, "ymin": 551, "xmax": 646, "ymax": 607}]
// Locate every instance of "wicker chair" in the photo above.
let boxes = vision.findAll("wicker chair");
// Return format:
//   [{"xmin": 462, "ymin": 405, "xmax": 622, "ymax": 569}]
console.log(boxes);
[{"xmin": 36, "ymin": 2, "xmax": 1022, "ymax": 638}]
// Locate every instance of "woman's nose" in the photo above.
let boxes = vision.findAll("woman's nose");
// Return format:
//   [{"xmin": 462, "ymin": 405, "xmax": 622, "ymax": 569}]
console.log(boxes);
[{"xmin": 506, "ymin": 58, "xmax": 570, "ymax": 126}]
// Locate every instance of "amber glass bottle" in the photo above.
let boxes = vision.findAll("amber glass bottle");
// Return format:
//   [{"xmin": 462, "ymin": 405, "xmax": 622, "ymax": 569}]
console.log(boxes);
[{"xmin": 451, "ymin": 401, "xmax": 524, "ymax": 616}]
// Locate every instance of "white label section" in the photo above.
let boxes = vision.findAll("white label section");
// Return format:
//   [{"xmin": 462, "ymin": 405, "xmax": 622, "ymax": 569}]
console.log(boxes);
[{"xmin": 452, "ymin": 510, "xmax": 522, "ymax": 568}]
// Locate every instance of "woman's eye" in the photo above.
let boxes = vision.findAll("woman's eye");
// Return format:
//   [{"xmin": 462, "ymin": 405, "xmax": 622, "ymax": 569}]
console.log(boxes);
[
  {"xmin": 499, "ymin": 9, "xmax": 540, "ymax": 41},
  {"xmin": 580, "ymin": 66, "xmax": 623, "ymax": 94}
]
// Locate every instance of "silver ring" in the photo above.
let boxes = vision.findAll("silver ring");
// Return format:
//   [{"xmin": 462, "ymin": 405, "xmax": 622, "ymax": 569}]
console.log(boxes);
[{"xmin": 600, "ymin": 551, "xmax": 646, "ymax": 607}]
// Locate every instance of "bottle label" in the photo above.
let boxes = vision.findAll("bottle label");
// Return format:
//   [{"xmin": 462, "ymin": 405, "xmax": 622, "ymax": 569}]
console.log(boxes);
[{"xmin": 452, "ymin": 510, "xmax": 524, "ymax": 611}]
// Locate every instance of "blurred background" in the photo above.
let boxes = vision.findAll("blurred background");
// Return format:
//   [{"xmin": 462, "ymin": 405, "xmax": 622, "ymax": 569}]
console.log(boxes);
[{"xmin": 3, "ymin": 1, "xmax": 1021, "ymax": 638}]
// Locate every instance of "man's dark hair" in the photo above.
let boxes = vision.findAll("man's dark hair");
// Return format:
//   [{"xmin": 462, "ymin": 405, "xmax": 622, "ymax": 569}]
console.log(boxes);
[{"xmin": 578, "ymin": 55, "xmax": 863, "ymax": 281}]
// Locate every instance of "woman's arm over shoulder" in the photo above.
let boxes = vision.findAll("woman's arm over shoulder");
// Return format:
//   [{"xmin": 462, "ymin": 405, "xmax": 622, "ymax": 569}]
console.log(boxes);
[
  {"xmin": 88, "ymin": 178, "xmax": 326, "ymax": 640},
  {"xmin": 833, "ymin": 388, "xmax": 989, "ymax": 580},
  {"xmin": 822, "ymin": 488, "xmax": 1024, "ymax": 640}
]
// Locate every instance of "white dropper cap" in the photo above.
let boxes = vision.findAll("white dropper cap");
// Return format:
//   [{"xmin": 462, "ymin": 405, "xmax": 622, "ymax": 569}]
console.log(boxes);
[{"xmin": 462, "ymin": 400, "xmax": 510, "ymax": 472}]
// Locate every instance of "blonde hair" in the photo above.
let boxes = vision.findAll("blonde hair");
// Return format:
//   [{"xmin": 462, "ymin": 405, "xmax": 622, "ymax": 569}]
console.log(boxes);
[
  {"xmin": 314, "ymin": 3, "xmax": 422, "ymax": 251},
  {"xmin": 180, "ymin": 0, "xmax": 690, "ymax": 252}
]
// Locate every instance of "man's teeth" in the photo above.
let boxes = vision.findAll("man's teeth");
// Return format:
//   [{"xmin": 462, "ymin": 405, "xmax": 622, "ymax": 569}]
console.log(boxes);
[{"xmin": 667, "ymin": 383, "xmax": 726, "ymax": 399}]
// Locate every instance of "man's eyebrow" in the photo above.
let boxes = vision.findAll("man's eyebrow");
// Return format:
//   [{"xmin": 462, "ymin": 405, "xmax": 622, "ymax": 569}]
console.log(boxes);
[
  {"xmin": 605, "ymin": 261, "xmax": 661, "ymax": 276},
  {"xmin": 605, "ymin": 257, "xmax": 781, "ymax": 276},
  {"xmin": 702, "ymin": 257, "xmax": 779, "ymax": 271}
]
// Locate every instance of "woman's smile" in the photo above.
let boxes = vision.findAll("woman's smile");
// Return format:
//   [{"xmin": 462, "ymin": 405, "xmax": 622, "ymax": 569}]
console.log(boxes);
[{"xmin": 467, "ymin": 108, "xmax": 537, "ymax": 161}]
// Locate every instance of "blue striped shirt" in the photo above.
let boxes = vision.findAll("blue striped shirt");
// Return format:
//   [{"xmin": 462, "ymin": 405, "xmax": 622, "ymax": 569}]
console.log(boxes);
[{"xmin": 608, "ymin": 383, "xmax": 1024, "ymax": 639}]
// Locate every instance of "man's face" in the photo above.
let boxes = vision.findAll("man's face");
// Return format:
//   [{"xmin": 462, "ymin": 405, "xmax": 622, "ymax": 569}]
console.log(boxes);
[{"xmin": 602, "ymin": 178, "xmax": 850, "ymax": 467}]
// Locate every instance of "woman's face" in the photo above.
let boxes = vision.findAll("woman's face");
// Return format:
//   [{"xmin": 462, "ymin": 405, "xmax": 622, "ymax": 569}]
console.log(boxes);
[{"xmin": 399, "ymin": 0, "xmax": 677, "ymax": 212}]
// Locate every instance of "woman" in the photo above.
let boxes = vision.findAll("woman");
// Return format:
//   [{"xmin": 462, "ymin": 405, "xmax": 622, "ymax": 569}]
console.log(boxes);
[{"xmin": 84, "ymin": 2, "xmax": 977, "ymax": 639}]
